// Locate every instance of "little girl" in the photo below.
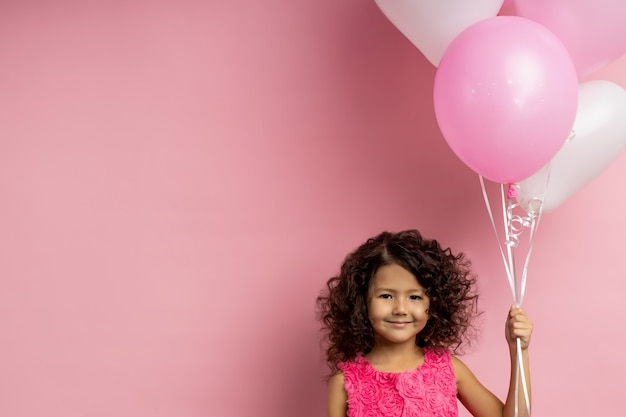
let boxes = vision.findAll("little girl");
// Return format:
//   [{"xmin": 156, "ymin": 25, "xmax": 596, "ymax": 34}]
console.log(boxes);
[{"xmin": 317, "ymin": 229, "xmax": 533, "ymax": 417}]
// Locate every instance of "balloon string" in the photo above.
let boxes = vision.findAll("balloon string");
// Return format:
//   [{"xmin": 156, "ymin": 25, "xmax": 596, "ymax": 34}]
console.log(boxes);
[
  {"xmin": 479, "ymin": 176, "xmax": 534, "ymax": 416},
  {"xmin": 518, "ymin": 163, "xmax": 549, "ymax": 306},
  {"xmin": 512, "ymin": 164, "xmax": 551, "ymax": 417},
  {"xmin": 479, "ymin": 176, "xmax": 517, "ymax": 304},
  {"xmin": 501, "ymin": 183, "xmax": 519, "ymax": 305},
  {"xmin": 518, "ymin": 208, "xmax": 542, "ymax": 306}
]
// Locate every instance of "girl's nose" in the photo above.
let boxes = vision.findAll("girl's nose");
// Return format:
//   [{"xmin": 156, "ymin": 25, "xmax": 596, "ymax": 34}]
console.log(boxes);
[{"xmin": 393, "ymin": 299, "xmax": 407, "ymax": 315}]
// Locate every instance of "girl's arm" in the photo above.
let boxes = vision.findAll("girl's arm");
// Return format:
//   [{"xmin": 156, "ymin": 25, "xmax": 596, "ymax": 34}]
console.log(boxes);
[
  {"xmin": 453, "ymin": 305, "xmax": 533, "ymax": 417},
  {"xmin": 326, "ymin": 372, "xmax": 348, "ymax": 417},
  {"xmin": 503, "ymin": 305, "xmax": 533, "ymax": 417},
  {"xmin": 453, "ymin": 356, "xmax": 504, "ymax": 417}
]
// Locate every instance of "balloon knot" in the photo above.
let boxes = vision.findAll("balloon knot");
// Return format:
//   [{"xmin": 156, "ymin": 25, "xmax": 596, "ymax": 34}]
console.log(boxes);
[{"xmin": 507, "ymin": 183, "xmax": 518, "ymax": 199}]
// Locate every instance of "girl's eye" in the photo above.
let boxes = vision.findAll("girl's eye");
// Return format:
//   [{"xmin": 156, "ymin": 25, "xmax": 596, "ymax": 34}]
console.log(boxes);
[
  {"xmin": 409, "ymin": 295, "xmax": 422, "ymax": 300},
  {"xmin": 379, "ymin": 294, "xmax": 392, "ymax": 299}
]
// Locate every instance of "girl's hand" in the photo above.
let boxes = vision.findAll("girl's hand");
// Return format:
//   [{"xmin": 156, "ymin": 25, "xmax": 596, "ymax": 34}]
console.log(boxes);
[{"xmin": 505, "ymin": 305, "xmax": 533, "ymax": 351}]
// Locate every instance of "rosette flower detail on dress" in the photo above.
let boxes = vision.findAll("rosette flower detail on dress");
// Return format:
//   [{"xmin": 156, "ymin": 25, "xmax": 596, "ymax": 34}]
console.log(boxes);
[{"xmin": 339, "ymin": 350, "xmax": 458, "ymax": 417}]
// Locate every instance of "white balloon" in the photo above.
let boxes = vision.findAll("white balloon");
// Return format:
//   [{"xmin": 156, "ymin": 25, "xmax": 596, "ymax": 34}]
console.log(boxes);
[
  {"xmin": 374, "ymin": 0, "xmax": 504, "ymax": 66},
  {"xmin": 516, "ymin": 80, "xmax": 626, "ymax": 213}
]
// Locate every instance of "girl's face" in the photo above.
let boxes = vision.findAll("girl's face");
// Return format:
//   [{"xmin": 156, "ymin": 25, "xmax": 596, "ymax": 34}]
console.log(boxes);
[{"xmin": 366, "ymin": 263, "xmax": 430, "ymax": 346}]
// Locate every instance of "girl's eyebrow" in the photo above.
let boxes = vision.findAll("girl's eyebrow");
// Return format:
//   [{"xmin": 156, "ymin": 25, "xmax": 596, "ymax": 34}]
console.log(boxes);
[{"xmin": 374, "ymin": 287, "xmax": 425, "ymax": 294}]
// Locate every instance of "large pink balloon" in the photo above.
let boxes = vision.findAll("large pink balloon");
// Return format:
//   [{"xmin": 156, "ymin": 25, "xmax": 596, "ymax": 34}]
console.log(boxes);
[
  {"xmin": 433, "ymin": 16, "xmax": 578, "ymax": 184},
  {"xmin": 515, "ymin": 0, "xmax": 626, "ymax": 78}
]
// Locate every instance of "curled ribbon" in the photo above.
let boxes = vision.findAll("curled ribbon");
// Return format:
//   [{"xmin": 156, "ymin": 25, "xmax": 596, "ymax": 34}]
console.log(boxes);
[{"xmin": 479, "ymin": 176, "xmax": 544, "ymax": 417}]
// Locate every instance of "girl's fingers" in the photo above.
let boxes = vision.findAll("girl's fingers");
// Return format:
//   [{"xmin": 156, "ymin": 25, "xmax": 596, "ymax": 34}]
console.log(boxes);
[{"xmin": 506, "ymin": 306, "xmax": 533, "ymax": 349}]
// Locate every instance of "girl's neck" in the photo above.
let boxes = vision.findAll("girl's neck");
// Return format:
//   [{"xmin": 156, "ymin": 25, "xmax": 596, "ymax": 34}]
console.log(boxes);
[{"xmin": 365, "ymin": 340, "xmax": 424, "ymax": 372}]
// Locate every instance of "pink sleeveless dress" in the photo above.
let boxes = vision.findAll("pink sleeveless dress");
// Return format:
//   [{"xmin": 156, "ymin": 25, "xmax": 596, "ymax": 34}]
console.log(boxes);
[{"xmin": 338, "ymin": 349, "xmax": 458, "ymax": 417}]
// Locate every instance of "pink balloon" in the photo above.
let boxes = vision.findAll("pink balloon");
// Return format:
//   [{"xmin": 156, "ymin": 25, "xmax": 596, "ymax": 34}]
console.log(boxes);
[
  {"xmin": 433, "ymin": 16, "xmax": 578, "ymax": 184},
  {"xmin": 515, "ymin": 0, "xmax": 626, "ymax": 78}
]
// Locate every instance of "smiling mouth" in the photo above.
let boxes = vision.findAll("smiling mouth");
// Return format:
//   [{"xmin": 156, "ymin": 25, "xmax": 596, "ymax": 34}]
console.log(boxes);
[{"xmin": 387, "ymin": 321, "xmax": 413, "ymax": 327}]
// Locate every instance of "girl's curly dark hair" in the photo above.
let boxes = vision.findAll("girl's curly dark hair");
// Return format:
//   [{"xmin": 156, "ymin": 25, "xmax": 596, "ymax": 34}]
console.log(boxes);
[{"xmin": 316, "ymin": 229, "xmax": 480, "ymax": 375}]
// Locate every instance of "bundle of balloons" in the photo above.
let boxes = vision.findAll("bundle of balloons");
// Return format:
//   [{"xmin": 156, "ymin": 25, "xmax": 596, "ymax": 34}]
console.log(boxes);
[
  {"xmin": 374, "ymin": 3, "xmax": 626, "ymax": 414},
  {"xmin": 375, "ymin": 0, "xmax": 626, "ymax": 213}
]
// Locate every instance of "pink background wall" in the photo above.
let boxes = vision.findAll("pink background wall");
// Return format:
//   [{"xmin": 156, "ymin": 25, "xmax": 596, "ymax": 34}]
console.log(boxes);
[{"xmin": 1, "ymin": 1, "xmax": 624, "ymax": 416}]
